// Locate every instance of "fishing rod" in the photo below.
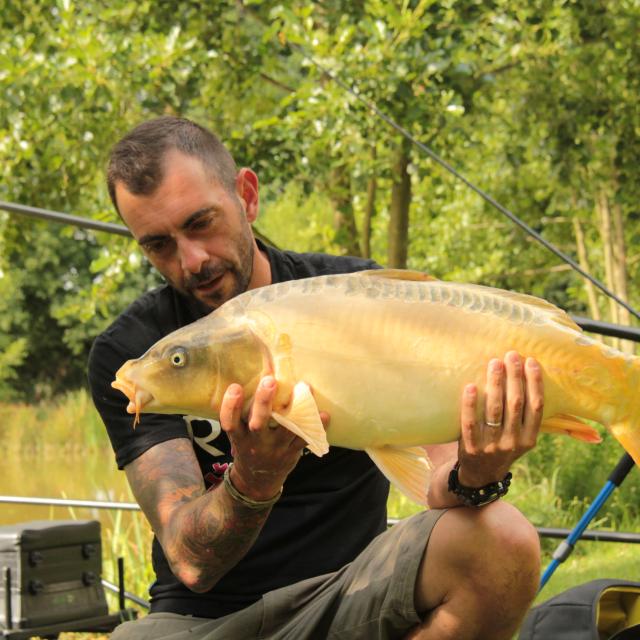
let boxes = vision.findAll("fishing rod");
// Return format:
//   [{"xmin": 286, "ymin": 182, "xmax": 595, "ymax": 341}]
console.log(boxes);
[
  {"xmin": 0, "ymin": 200, "xmax": 278, "ymax": 248},
  {"xmin": 539, "ymin": 453, "xmax": 636, "ymax": 590},
  {"xmin": 0, "ymin": 201, "xmax": 131, "ymax": 236}
]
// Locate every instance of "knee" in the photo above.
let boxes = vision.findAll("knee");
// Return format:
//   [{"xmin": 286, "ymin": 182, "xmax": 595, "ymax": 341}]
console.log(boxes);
[
  {"xmin": 479, "ymin": 501, "xmax": 540, "ymax": 560},
  {"xmin": 436, "ymin": 501, "xmax": 541, "ymax": 594},
  {"xmin": 469, "ymin": 501, "xmax": 541, "ymax": 597}
]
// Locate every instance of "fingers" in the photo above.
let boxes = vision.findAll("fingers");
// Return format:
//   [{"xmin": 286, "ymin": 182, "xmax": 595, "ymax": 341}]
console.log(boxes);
[
  {"xmin": 460, "ymin": 384, "xmax": 480, "ymax": 453},
  {"xmin": 502, "ymin": 351, "xmax": 524, "ymax": 440},
  {"xmin": 219, "ymin": 383, "xmax": 244, "ymax": 435},
  {"xmin": 458, "ymin": 352, "xmax": 543, "ymax": 489},
  {"xmin": 467, "ymin": 351, "xmax": 541, "ymax": 442},
  {"xmin": 247, "ymin": 376, "xmax": 276, "ymax": 431},
  {"xmin": 479, "ymin": 352, "xmax": 542, "ymax": 449},
  {"xmin": 484, "ymin": 358, "xmax": 505, "ymax": 432},
  {"xmin": 221, "ymin": 376, "xmax": 305, "ymax": 447},
  {"xmin": 522, "ymin": 357, "xmax": 544, "ymax": 446},
  {"xmin": 219, "ymin": 377, "xmax": 277, "ymax": 436}
]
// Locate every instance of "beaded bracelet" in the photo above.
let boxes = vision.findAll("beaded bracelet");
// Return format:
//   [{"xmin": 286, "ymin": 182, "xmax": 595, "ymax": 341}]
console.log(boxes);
[
  {"xmin": 222, "ymin": 463, "xmax": 283, "ymax": 510},
  {"xmin": 447, "ymin": 460, "xmax": 512, "ymax": 508}
]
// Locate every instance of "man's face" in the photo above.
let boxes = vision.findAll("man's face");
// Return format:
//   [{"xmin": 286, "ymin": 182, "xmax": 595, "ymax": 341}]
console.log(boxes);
[{"xmin": 116, "ymin": 150, "xmax": 256, "ymax": 311}]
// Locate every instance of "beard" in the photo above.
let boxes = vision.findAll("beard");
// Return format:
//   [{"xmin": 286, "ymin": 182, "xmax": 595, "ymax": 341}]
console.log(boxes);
[{"xmin": 180, "ymin": 225, "xmax": 255, "ymax": 311}]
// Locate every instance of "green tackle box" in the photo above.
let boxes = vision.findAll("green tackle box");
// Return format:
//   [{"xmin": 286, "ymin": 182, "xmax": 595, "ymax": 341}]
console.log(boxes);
[{"xmin": 0, "ymin": 520, "xmax": 109, "ymax": 630}]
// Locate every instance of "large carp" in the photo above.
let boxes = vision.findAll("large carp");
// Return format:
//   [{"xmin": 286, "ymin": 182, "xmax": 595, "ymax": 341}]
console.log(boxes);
[{"xmin": 112, "ymin": 270, "xmax": 640, "ymax": 505}]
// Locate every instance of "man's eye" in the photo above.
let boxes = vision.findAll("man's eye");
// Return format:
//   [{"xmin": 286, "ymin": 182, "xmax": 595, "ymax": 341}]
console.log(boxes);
[
  {"xmin": 190, "ymin": 217, "xmax": 212, "ymax": 231},
  {"xmin": 143, "ymin": 239, "xmax": 170, "ymax": 254}
]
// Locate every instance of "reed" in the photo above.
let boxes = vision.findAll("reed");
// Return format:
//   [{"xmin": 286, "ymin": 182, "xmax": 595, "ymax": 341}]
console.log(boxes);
[
  {"xmin": 0, "ymin": 388, "xmax": 110, "ymax": 454},
  {"xmin": 101, "ymin": 497, "xmax": 155, "ymax": 610}
]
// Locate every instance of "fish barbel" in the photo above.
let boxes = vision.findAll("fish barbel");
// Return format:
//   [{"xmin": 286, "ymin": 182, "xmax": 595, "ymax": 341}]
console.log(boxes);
[{"xmin": 112, "ymin": 269, "xmax": 640, "ymax": 505}]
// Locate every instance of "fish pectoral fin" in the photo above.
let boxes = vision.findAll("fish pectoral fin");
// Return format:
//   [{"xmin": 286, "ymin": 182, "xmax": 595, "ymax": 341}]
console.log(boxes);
[
  {"xmin": 357, "ymin": 268, "xmax": 437, "ymax": 282},
  {"xmin": 271, "ymin": 381, "xmax": 329, "ymax": 457},
  {"xmin": 541, "ymin": 414, "xmax": 602, "ymax": 443},
  {"xmin": 365, "ymin": 446, "xmax": 433, "ymax": 507}
]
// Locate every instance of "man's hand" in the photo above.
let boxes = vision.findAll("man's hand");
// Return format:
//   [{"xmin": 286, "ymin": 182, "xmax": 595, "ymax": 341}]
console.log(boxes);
[
  {"xmin": 457, "ymin": 351, "xmax": 544, "ymax": 487},
  {"xmin": 219, "ymin": 376, "xmax": 312, "ymax": 501},
  {"xmin": 126, "ymin": 374, "xmax": 326, "ymax": 593},
  {"xmin": 426, "ymin": 351, "xmax": 544, "ymax": 508}
]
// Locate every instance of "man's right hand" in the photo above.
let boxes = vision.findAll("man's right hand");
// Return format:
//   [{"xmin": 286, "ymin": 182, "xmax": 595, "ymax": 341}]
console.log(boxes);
[
  {"xmin": 123, "ymin": 374, "xmax": 308, "ymax": 593},
  {"xmin": 219, "ymin": 376, "xmax": 308, "ymax": 501}
]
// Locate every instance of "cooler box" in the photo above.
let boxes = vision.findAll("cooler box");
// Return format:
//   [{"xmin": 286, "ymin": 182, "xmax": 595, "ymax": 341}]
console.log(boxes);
[{"xmin": 0, "ymin": 520, "xmax": 109, "ymax": 630}]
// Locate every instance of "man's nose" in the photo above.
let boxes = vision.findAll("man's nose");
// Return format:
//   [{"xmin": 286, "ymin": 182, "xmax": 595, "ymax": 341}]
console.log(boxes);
[{"xmin": 178, "ymin": 238, "xmax": 208, "ymax": 273}]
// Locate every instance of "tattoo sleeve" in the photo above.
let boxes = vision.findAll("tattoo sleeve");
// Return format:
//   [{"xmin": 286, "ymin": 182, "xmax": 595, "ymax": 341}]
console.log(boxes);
[{"xmin": 125, "ymin": 438, "xmax": 272, "ymax": 592}]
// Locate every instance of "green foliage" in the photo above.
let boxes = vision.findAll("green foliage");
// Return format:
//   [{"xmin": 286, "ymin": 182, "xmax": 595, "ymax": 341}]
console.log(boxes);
[
  {"xmin": 1, "ymin": 0, "xmax": 639, "ymax": 401},
  {"xmin": 258, "ymin": 181, "xmax": 342, "ymax": 254},
  {"xmin": 518, "ymin": 430, "xmax": 640, "ymax": 525},
  {"xmin": 0, "ymin": 0, "xmax": 283, "ymax": 399}
]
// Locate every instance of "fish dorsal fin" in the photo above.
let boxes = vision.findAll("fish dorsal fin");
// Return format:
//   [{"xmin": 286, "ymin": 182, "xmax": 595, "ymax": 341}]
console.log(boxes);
[
  {"xmin": 358, "ymin": 269, "xmax": 437, "ymax": 282},
  {"xmin": 365, "ymin": 445, "xmax": 433, "ymax": 506},
  {"xmin": 271, "ymin": 381, "xmax": 329, "ymax": 457},
  {"xmin": 484, "ymin": 287, "xmax": 581, "ymax": 331}
]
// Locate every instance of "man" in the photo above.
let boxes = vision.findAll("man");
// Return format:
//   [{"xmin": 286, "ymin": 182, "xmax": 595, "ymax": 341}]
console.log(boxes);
[{"xmin": 88, "ymin": 116, "xmax": 543, "ymax": 640}]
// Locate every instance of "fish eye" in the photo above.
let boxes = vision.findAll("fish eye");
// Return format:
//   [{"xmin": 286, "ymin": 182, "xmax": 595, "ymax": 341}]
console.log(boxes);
[{"xmin": 169, "ymin": 347, "xmax": 188, "ymax": 368}]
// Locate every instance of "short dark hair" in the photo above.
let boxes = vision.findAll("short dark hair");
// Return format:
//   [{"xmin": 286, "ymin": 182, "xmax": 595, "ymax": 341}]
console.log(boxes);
[{"xmin": 107, "ymin": 116, "xmax": 238, "ymax": 213}]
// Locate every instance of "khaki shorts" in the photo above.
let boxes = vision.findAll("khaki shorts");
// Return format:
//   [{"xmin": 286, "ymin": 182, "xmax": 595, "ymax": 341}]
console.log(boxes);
[{"xmin": 111, "ymin": 509, "xmax": 446, "ymax": 640}]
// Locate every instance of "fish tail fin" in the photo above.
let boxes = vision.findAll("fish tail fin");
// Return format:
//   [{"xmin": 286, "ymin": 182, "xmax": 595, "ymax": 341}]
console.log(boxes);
[
  {"xmin": 365, "ymin": 446, "xmax": 433, "ymax": 507},
  {"xmin": 611, "ymin": 421, "xmax": 640, "ymax": 468},
  {"xmin": 540, "ymin": 414, "xmax": 602, "ymax": 443},
  {"xmin": 607, "ymin": 357, "xmax": 640, "ymax": 466}
]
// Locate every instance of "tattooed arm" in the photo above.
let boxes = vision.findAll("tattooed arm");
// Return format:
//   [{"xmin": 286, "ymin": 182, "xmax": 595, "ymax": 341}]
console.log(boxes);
[
  {"xmin": 125, "ymin": 439, "xmax": 270, "ymax": 591},
  {"xmin": 125, "ymin": 375, "xmax": 308, "ymax": 593}
]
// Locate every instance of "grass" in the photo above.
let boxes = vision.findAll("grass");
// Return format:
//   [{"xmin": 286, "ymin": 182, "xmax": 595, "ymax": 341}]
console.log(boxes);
[
  {"xmin": 536, "ymin": 542, "xmax": 640, "ymax": 605},
  {"xmin": 0, "ymin": 389, "xmax": 110, "ymax": 454}
]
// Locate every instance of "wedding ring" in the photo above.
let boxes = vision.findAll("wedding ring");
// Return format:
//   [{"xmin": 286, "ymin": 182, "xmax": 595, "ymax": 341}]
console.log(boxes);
[{"xmin": 485, "ymin": 420, "xmax": 502, "ymax": 428}]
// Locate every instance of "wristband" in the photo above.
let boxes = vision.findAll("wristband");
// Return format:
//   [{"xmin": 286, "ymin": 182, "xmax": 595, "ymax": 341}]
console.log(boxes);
[
  {"xmin": 222, "ymin": 463, "xmax": 282, "ymax": 510},
  {"xmin": 447, "ymin": 460, "xmax": 512, "ymax": 508}
]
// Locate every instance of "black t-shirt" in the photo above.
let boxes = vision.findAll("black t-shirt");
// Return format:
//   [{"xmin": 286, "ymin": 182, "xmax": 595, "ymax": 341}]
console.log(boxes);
[{"xmin": 88, "ymin": 241, "xmax": 390, "ymax": 618}]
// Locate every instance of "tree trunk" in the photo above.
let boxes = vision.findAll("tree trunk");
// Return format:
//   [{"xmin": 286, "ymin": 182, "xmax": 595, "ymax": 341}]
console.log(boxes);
[
  {"xmin": 329, "ymin": 165, "xmax": 361, "ymax": 257},
  {"xmin": 611, "ymin": 201, "xmax": 630, "ymax": 317},
  {"xmin": 597, "ymin": 191, "xmax": 622, "ymax": 350},
  {"xmin": 572, "ymin": 217, "xmax": 601, "ymax": 321},
  {"xmin": 388, "ymin": 137, "xmax": 411, "ymax": 268},
  {"xmin": 611, "ymin": 199, "xmax": 634, "ymax": 354},
  {"xmin": 572, "ymin": 216, "xmax": 603, "ymax": 342},
  {"xmin": 361, "ymin": 146, "xmax": 377, "ymax": 259}
]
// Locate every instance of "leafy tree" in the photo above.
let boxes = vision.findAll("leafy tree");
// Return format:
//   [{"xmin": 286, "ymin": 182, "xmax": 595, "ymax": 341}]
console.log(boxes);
[{"xmin": 1, "ymin": 0, "xmax": 639, "ymax": 400}]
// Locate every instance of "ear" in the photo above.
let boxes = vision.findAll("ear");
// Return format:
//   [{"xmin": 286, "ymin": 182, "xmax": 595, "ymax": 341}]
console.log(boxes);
[{"xmin": 236, "ymin": 168, "xmax": 259, "ymax": 223}]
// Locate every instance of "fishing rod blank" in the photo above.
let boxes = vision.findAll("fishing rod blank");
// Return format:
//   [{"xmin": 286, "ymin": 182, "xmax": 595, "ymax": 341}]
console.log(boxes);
[{"xmin": 539, "ymin": 453, "xmax": 636, "ymax": 592}]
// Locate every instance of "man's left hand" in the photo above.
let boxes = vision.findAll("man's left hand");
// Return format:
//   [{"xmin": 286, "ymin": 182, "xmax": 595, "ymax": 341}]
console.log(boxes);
[{"xmin": 457, "ymin": 351, "xmax": 544, "ymax": 488}]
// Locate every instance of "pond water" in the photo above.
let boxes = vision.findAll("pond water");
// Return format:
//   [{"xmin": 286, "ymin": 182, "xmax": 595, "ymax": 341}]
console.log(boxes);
[{"xmin": 1, "ymin": 448, "xmax": 133, "ymax": 527}]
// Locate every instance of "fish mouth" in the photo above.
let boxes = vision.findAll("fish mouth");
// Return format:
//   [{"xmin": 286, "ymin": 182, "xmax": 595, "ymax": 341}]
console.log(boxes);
[{"xmin": 111, "ymin": 375, "xmax": 154, "ymax": 427}]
